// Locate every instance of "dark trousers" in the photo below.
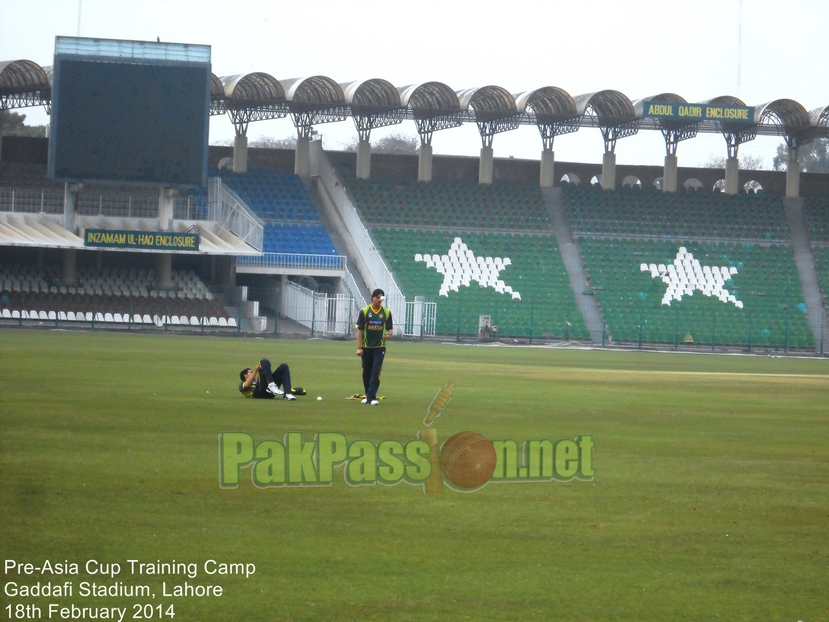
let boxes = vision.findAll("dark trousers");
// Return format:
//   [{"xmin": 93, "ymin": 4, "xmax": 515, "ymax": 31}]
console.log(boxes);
[
  {"xmin": 361, "ymin": 347, "xmax": 385, "ymax": 402},
  {"xmin": 254, "ymin": 358, "xmax": 292, "ymax": 399}
]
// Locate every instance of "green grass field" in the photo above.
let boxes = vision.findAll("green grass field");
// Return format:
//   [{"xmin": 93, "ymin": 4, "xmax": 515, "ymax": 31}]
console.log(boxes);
[{"xmin": 2, "ymin": 328, "xmax": 828, "ymax": 621}]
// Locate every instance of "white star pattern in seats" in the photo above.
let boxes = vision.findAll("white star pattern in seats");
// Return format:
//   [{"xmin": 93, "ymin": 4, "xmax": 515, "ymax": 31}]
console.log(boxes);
[
  {"xmin": 415, "ymin": 237, "xmax": 521, "ymax": 299},
  {"xmin": 641, "ymin": 247, "xmax": 743, "ymax": 308}
]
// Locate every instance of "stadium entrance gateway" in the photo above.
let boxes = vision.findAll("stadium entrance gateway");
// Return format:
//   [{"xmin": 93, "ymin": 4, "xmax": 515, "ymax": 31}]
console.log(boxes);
[{"xmin": 219, "ymin": 432, "xmax": 594, "ymax": 492}]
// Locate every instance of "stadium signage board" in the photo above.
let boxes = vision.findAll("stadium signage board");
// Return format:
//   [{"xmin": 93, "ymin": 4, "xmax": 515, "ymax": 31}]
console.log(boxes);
[
  {"xmin": 48, "ymin": 36, "xmax": 211, "ymax": 189},
  {"xmin": 643, "ymin": 101, "xmax": 754, "ymax": 122},
  {"xmin": 84, "ymin": 229, "xmax": 199, "ymax": 251}
]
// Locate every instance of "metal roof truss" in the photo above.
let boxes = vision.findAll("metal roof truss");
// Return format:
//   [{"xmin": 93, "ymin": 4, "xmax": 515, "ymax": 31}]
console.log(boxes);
[
  {"xmin": 352, "ymin": 107, "xmax": 406, "ymax": 141},
  {"xmin": 291, "ymin": 106, "xmax": 350, "ymax": 138}
]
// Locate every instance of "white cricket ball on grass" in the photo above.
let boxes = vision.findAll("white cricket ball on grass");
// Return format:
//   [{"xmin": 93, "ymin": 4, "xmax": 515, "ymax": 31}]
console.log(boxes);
[{"xmin": 317, "ymin": 396, "xmax": 322, "ymax": 401}]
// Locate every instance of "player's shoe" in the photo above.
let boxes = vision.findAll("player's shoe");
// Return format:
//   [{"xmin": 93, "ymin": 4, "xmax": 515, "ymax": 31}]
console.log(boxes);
[
  {"xmin": 283, "ymin": 393, "xmax": 296, "ymax": 401},
  {"xmin": 361, "ymin": 398, "xmax": 367, "ymax": 404},
  {"xmin": 370, "ymin": 400, "xmax": 380, "ymax": 406},
  {"xmin": 268, "ymin": 382, "xmax": 284, "ymax": 396}
]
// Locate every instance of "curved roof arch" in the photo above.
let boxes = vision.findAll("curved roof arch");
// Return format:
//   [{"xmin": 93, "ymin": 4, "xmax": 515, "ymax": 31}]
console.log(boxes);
[
  {"xmin": 514, "ymin": 86, "xmax": 580, "ymax": 149},
  {"xmin": 633, "ymin": 93, "xmax": 697, "ymax": 154},
  {"xmin": 632, "ymin": 92, "xmax": 687, "ymax": 117},
  {"xmin": 281, "ymin": 76, "xmax": 347, "ymax": 136},
  {"xmin": 702, "ymin": 94, "xmax": 746, "ymax": 108},
  {"xmin": 702, "ymin": 95, "xmax": 756, "ymax": 155},
  {"xmin": 575, "ymin": 90, "xmax": 639, "ymax": 152},
  {"xmin": 221, "ymin": 72, "xmax": 285, "ymax": 103},
  {"xmin": 809, "ymin": 105, "xmax": 829, "ymax": 127},
  {"xmin": 755, "ymin": 99, "xmax": 812, "ymax": 148},
  {"xmin": 574, "ymin": 90, "xmax": 636, "ymax": 124},
  {"xmin": 341, "ymin": 78, "xmax": 405, "ymax": 137},
  {"xmin": 210, "ymin": 73, "xmax": 225, "ymax": 99},
  {"xmin": 218, "ymin": 72, "xmax": 287, "ymax": 130},
  {"xmin": 514, "ymin": 86, "xmax": 577, "ymax": 120},
  {"xmin": 281, "ymin": 76, "xmax": 345, "ymax": 109},
  {"xmin": 456, "ymin": 85, "xmax": 520, "ymax": 148},
  {"xmin": 341, "ymin": 78, "xmax": 401, "ymax": 111},
  {"xmin": 754, "ymin": 99, "xmax": 810, "ymax": 128},
  {"xmin": 398, "ymin": 82, "xmax": 462, "ymax": 144},
  {"xmin": 209, "ymin": 73, "xmax": 225, "ymax": 115},
  {"xmin": 456, "ymin": 85, "xmax": 517, "ymax": 120},
  {"xmin": 0, "ymin": 59, "xmax": 51, "ymax": 108},
  {"xmin": 399, "ymin": 82, "xmax": 460, "ymax": 116}
]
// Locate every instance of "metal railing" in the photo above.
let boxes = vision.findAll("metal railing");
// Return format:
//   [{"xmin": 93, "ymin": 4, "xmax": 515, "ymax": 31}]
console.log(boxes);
[
  {"xmin": 0, "ymin": 186, "xmax": 64, "ymax": 214},
  {"xmin": 0, "ymin": 185, "xmax": 212, "ymax": 221},
  {"xmin": 237, "ymin": 252, "xmax": 346, "ymax": 271},
  {"xmin": 208, "ymin": 177, "xmax": 263, "ymax": 251}
]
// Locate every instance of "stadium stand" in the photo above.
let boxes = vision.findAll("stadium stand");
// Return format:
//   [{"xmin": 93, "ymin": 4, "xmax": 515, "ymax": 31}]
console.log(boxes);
[
  {"xmin": 562, "ymin": 183, "xmax": 790, "ymax": 242},
  {"xmin": 214, "ymin": 168, "xmax": 338, "ymax": 256},
  {"xmin": 813, "ymin": 245, "xmax": 829, "ymax": 310},
  {"xmin": 340, "ymin": 167, "xmax": 553, "ymax": 232},
  {"xmin": 371, "ymin": 229, "xmax": 588, "ymax": 339},
  {"xmin": 803, "ymin": 195, "xmax": 829, "ymax": 242},
  {"xmin": 2, "ymin": 141, "xmax": 827, "ymax": 348},
  {"xmin": 0, "ymin": 263, "xmax": 235, "ymax": 328},
  {"xmin": 3, "ymin": 45, "xmax": 828, "ymax": 347},
  {"xmin": 337, "ymin": 167, "xmax": 587, "ymax": 339},
  {"xmin": 563, "ymin": 179, "xmax": 816, "ymax": 347}
]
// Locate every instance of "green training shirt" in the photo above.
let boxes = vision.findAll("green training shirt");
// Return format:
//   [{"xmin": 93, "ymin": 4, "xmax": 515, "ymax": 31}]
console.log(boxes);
[{"xmin": 356, "ymin": 305, "xmax": 392, "ymax": 348}]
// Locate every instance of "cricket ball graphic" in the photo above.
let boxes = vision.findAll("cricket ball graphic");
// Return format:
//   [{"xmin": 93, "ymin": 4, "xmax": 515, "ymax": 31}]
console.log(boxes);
[{"xmin": 439, "ymin": 431, "xmax": 497, "ymax": 489}]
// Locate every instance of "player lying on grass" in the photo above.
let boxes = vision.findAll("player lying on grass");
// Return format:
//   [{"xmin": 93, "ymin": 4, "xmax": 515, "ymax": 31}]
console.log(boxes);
[{"xmin": 239, "ymin": 358, "xmax": 296, "ymax": 400}]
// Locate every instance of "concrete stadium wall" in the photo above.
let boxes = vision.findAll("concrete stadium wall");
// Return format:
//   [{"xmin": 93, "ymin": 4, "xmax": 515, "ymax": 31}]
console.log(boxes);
[
  {"xmin": 322, "ymin": 148, "xmax": 829, "ymax": 196},
  {"xmin": 2, "ymin": 138, "xmax": 827, "ymax": 196}
]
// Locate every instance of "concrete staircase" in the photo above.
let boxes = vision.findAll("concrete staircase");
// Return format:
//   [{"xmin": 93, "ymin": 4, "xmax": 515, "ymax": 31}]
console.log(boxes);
[
  {"xmin": 542, "ymin": 187, "xmax": 606, "ymax": 344},
  {"xmin": 783, "ymin": 197, "xmax": 829, "ymax": 352}
]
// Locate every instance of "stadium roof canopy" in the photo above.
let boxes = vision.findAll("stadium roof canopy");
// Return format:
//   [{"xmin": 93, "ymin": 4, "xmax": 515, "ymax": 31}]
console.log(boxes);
[
  {"xmin": 574, "ymin": 90, "xmax": 640, "ymax": 152},
  {"xmin": 398, "ymin": 82, "xmax": 462, "ymax": 145},
  {"xmin": 755, "ymin": 99, "xmax": 813, "ymax": 148},
  {"xmin": 0, "ymin": 60, "xmax": 51, "ymax": 109},
  {"xmin": 457, "ymin": 85, "xmax": 521, "ymax": 147},
  {"xmin": 341, "ymin": 78, "xmax": 406, "ymax": 140},
  {"xmin": 514, "ymin": 87, "xmax": 580, "ymax": 150},
  {"xmin": 811, "ymin": 106, "xmax": 829, "ymax": 126},
  {"xmin": 218, "ymin": 72, "xmax": 287, "ymax": 134},
  {"xmin": 703, "ymin": 95, "xmax": 756, "ymax": 157},
  {"xmin": 280, "ymin": 76, "xmax": 348, "ymax": 137},
  {"xmin": 633, "ymin": 93, "xmax": 698, "ymax": 155},
  {"xmin": 3, "ymin": 57, "xmax": 828, "ymax": 151}
]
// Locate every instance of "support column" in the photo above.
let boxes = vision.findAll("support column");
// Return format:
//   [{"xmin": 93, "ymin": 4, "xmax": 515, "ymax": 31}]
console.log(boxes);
[
  {"xmin": 295, "ymin": 136, "xmax": 311, "ymax": 178},
  {"xmin": 785, "ymin": 149, "xmax": 800, "ymax": 198},
  {"xmin": 539, "ymin": 149, "xmax": 555, "ymax": 188},
  {"xmin": 356, "ymin": 138, "xmax": 371, "ymax": 179},
  {"xmin": 479, "ymin": 146, "xmax": 494, "ymax": 185},
  {"xmin": 158, "ymin": 188, "xmax": 175, "ymax": 231},
  {"xmin": 724, "ymin": 157, "xmax": 739, "ymax": 195},
  {"xmin": 157, "ymin": 253, "xmax": 172, "ymax": 290},
  {"xmin": 601, "ymin": 152, "xmax": 616, "ymax": 191},
  {"xmin": 63, "ymin": 183, "xmax": 78, "ymax": 233},
  {"xmin": 418, "ymin": 144, "xmax": 433, "ymax": 182},
  {"xmin": 663, "ymin": 154, "xmax": 678, "ymax": 193},
  {"xmin": 61, "ymin": 249, "xmax": 77, "ymax": 287},
  {"xmin": 233, "ymin": 134, "xmax": 248, "ymax": 173},
  {"xmin": 217, "ymin": 255, "xmax": 236, "ymax": 287},
  {"xmin": 280, "ymin": 274, "xmax": 288, "ymax": 316}
]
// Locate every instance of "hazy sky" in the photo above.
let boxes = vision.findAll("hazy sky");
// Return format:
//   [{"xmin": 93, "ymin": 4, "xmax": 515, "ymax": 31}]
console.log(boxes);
[{"xmin": 2, "ymin": 0, "xmax": 827, "ymax": 169}]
